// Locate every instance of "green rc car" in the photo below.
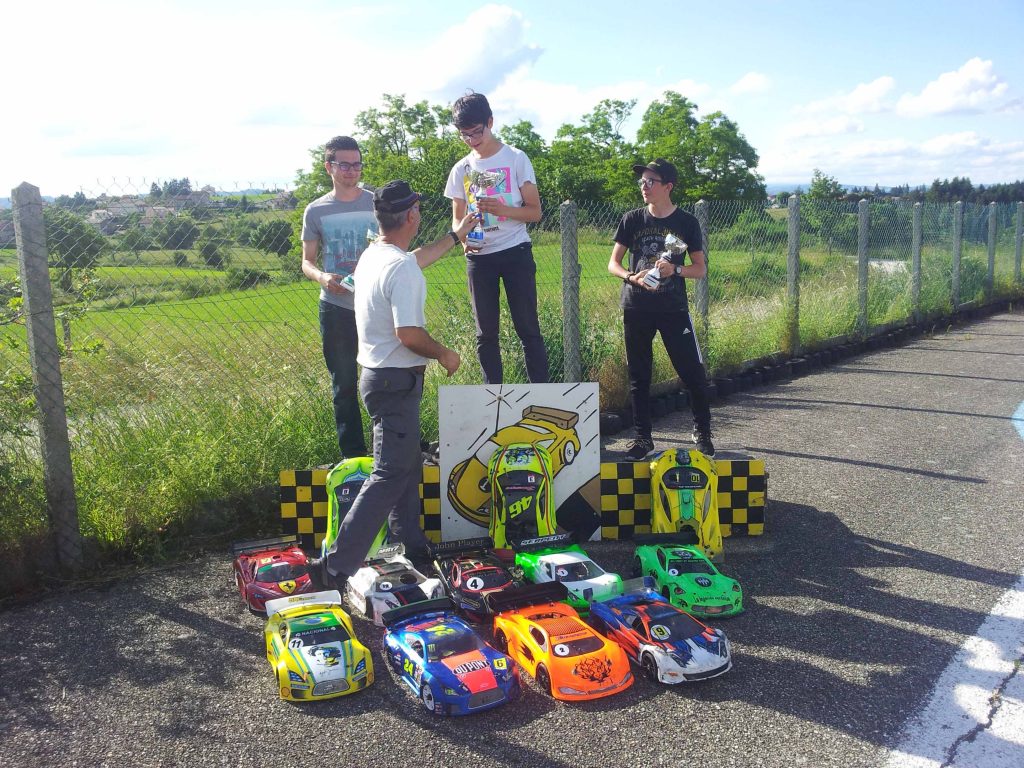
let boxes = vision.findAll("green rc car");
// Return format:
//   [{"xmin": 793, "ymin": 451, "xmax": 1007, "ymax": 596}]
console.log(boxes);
[
  {"xmin": 633, "ymin": 534, "xmax": 743, "ymax": 618},
  {"xmin": 513, "ymin": 533, "xmax": 621, "ymax": 614}
]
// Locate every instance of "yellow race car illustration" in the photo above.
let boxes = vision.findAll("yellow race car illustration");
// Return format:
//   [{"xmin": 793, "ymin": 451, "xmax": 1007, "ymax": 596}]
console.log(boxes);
[
  {"xmin": 447, "ymin": 406, "xmax": 581, "ymax": 527},
  {"xmin": 264, "ymin": 590, "xmax": 374, "ymax": 701}
]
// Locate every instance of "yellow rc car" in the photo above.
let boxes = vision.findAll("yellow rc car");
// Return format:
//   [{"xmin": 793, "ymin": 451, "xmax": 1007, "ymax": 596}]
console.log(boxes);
[
  {"xmin": 649, "ymin": 448, "xmax": 723, "ymax": 560},
  {"xmin": 264, "ymin": 590, "xmax": 374, "ymax": 701}
]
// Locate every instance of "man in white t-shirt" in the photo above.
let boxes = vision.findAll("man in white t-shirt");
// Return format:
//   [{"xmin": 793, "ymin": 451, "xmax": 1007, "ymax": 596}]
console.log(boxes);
[
  {"xmin": 321, "ymin": 181, "xmax": 477, "ymax": 588},
  {"xmin": 444, "ymin": 91, "xmax": 550, "ymax": 384}
]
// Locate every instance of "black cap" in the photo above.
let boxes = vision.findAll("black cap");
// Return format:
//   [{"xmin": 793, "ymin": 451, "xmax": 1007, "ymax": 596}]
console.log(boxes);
[
  {"xmin": 373, "ymin": 180, "xmax": 422, "ymax": 213},
  {"xmin": 632, "ymin": 158, "xmax": 678, "ymax": 186}
]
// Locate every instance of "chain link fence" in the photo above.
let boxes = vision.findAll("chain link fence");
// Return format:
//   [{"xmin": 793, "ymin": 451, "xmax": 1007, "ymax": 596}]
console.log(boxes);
[{"xmin": 2, "ymin": 183, "xmax": 1022, "ymax": 577}]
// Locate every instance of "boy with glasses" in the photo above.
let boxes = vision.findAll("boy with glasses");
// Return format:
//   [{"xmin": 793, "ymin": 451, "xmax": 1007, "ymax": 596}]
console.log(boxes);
[
  {"xmin": 301, "ymin": 136, "xmax": 375, "ymax": 459},
  {"xmin": 444, "ymin": 92, "xmax": 549, "ymax": 385},
  {"xmin": 607, "ymin": 158, "xmax": 715, "ymax": 460}
]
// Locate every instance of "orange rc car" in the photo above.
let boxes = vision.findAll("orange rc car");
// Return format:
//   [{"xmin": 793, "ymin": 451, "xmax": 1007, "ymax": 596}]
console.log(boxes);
[{"xmin": 486, "ymin": 582, "xmax": 632, "ymax": 701}]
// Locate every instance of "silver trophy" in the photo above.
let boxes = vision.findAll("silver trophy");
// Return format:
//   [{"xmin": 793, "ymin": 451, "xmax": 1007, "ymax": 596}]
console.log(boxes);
[
  {"xmin": 642, "ymin": 234, "xmax": 689, "ymax": 288},
  {"xmin": 468, "ymin": 168, "xmax": 505, "ymax": 195},
  {"xmin": 466, "ymin": 168, "xmax": 505, "ymax": 250}
]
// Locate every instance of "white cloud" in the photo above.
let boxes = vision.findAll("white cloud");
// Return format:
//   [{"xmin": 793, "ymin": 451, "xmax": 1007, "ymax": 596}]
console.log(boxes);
[
  {"xmin": 896, "ymin": 58, "xmax": 1009, "ymax": 117},
  {"xmin": 781, "ymin": 116, "xmax": 864, "ymax": 139},
  {"xmin": 730, "ymin": 72, "xmax": 771, "ymax": 95},
  {"xmin": 798, "ymin": 76, "xmax": 896, "ymax": 115}
]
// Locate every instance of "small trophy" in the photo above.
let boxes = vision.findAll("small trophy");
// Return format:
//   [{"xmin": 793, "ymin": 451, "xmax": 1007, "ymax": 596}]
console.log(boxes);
[
  {"xmin": 642, "ymin": 233, "xmax": 689, "ymax": 288},
  {"xmin": 464, "ymin": 168, "xmax": 505, "ymax": 251}
]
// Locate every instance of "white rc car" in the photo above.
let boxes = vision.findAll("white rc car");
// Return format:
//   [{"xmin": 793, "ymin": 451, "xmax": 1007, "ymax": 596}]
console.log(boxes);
[{"xmin": 345, "ymin": 544, "xmax": 444, "ymax": 626}]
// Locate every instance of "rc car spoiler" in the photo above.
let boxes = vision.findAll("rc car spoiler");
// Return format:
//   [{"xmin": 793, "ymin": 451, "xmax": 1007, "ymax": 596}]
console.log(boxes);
[
  {"xmin": 429, "ymin": 536, "xmax": 495, "ymax": 559},
  {"xmin": 633, "ymin": 532, "xmax": 700, "ymax": 547},
  {"xmin": 512, "ymin": 533, "xmax": 573, "ymax": 553},
  {"xmin": 485, "ymin": 582, "xmax": 569, "ymax": 614},
  {"xmin": 230, "ymin": 534, "xmax": 300, "ymax": 556},
  {"xmin": 366, "ymin": 543, "xmax": 406, "ymax": 564},
  {"xmin": 264, "ymin": 589, "xmax": 343, "ymax": 617},
  {"xmin": 380, "ymin": 597, "xmax": 456, "ymax": 629}
]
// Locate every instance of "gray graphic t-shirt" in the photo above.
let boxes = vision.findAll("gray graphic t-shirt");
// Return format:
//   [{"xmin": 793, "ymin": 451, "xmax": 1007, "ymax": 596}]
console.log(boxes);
[{"xmin": 301, "ymin": 189, "xmax": 377, "ymax": 309}]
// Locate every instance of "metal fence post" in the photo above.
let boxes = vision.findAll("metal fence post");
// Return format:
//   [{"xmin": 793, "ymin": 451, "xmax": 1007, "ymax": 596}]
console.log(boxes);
[
  {"xmin": 694, "ymin": 200, "xmax": 711, "ymax": 348},
  {"xmin": 857, "ymin": 199, "xmax": 869, "ymax": 337},
  {"xmin": 952, "ymin": 201, "xmax": 963, "ymax": 309},
  {"xmin": 786, "ymin": 194, "xmax": 801, "ymax": 355},
  {"xmin": 912, "ymin": 202, "xmax": 922, "ymax": 322},
  {"xmin": 986, "ymin": 201, "xmax": 996, "ymax": 299},
  {"xmin": 1016, "ymin": 201, "xmax": 1023, "ymax": 284},
  {"xmin": 559, "ymin": 200, "xmax": 581, "ymax": 383},
  {"xmin": 12, "ymin": 182, "xmax": 83, "ymax": 574}
]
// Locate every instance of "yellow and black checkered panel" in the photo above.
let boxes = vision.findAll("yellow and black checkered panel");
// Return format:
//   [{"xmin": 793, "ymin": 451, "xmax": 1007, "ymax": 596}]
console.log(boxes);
[
  {"xmin": 714, "ymin": 459, "xmax": 766, "ymax": 536},
  {"xmin": 280, "ymin": 466, "xmax": 443, "ymax": 551},
  {"xmin": 598, "ymin": 457, "xmax": 766, "ymax": 540}
]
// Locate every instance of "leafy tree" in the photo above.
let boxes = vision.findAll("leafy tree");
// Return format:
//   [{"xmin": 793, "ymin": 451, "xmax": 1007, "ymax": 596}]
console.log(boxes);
[
  {"xmin": 251, "ymin": 220, "xmax": 294, "ymax": 256},
  {"xmin": 149, "ymin": 182, "xmax": 162, "ymax": 200},
  {"xmin": 156, "ymin": 215, "xmax": 200, "ymax": 249},
  {"xmin": 196, "ymin": 225, "xmax": 231, "ymax": 268},
  {"xmin": 163, "ymin": 178, "xmax": 193, "ymax": 197},
  {"xmin": 119, "ymin": 225, "xmax": 153, "ymax": 254},
  {"xmin": 54, "ymin": 191, "xmax": 93, "ymax": 212},
  {"xmin": 804, "ymin": 169, "xmax": 856, "ymax": 248},
  {"xmin": 687, "ymin": 113, "xmax": 766, "ymax": 205},
  {"xmin": 43, "ymin": 207, "xmax": 106, "ymax": 272}
]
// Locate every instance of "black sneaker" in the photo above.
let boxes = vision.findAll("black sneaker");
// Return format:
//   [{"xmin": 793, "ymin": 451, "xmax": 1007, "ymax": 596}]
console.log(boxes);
[
  {"xmin": 624, "ymin": 438, "xmax": 655, "ymax": 461},
  {"xmin": 694, "ymin": 428, "xmax": 716, "ymax": 457}
]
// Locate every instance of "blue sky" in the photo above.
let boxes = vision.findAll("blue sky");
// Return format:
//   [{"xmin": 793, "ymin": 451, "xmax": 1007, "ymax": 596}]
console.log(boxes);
[{"xmin": 5, "ymin": 0, "xmax": 1022, "ymax": 197}]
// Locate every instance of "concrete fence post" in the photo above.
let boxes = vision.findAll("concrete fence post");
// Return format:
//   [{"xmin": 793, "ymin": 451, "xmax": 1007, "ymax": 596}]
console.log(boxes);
[
  {"xmin": 857, "ymin": 199, "xmax": 869, "ymax": 337},
  {"xmin": 786, "ymin": 194, "xmax": 801, "ymax": 355},
  {"xmin": 694, "ymin": 200, "xmax": 711, "ymax": 355},
  {"xmin": 1015, "ymin": 201, "xmax": 1023, "ymax": 284},
  {"xmin": 912, "ymin": 202, "xmax": 922, "ymax": 322},
  {"xmin": 12, "ymin": 182, "xmax": 83, "ymax": 574},
  {"xmin": 952, "ymin": 201, "xmax": 963, "ymax": 309},
  {"xmin": 986, "ymin": 201, "xmax": 996, "ymax": 299},
  {"xmin": 559, "ymin": 200, "xmax": 581, "ymax": 383}
]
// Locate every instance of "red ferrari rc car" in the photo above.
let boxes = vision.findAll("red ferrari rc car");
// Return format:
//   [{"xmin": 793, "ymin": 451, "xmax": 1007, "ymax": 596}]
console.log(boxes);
[{"xmin": 232, "ymin": 535, "xmax": 316, "ymax": 613}]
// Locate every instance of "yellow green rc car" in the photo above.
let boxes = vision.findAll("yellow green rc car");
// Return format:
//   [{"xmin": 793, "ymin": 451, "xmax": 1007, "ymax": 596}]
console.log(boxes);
[
  {"xmin": 264, "ymin": 590, "xmax": 374, "ymax": 701},
  {"xmin": 633, "ymin": 534, "xmax": 743, "ymax": 618}
]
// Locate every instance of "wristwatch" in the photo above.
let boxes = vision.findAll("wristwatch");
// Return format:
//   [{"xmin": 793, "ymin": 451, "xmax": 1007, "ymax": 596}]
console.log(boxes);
[{"xmin": 674, "ymin": 264, "xmax": 682, "ymax": 276}]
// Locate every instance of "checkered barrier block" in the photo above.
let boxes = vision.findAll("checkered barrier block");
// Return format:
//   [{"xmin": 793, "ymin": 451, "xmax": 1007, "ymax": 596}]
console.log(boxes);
[
  {"xmin": 280, "ymin": 465, "xmax": 443, "ymax": 551},
  {"xmin": 599, "ymin": 454, "xmax": 767, "ymax": 540}
]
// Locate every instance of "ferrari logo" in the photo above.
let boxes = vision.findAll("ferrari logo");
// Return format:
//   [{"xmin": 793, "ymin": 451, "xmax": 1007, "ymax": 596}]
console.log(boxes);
[{"xmin": 279, "ymin": 580, "xmax": 297, "ymax": 594}]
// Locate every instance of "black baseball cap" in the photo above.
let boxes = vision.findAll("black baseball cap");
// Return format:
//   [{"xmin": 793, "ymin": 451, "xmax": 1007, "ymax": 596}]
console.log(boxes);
[
  {"xmin": 632, "ymin": 158, "xmax": 678, "ymax": 185},
  {"xmin": 373, "ymin": 180, "xmax": 421, "ymax": 213}
]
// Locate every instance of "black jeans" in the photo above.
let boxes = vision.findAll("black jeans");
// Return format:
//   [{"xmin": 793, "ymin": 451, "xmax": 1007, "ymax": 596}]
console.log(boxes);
[
  {"xmin": 623, "ymin": 309, "xmax": 711, "ymax": 439},
  {"xmin": 319, "ymin": 300, "xmax": 366, "ymax": 458},
  {"xmin": 466, "ymin": 242, "xmax": 549, "ymax": 384}
]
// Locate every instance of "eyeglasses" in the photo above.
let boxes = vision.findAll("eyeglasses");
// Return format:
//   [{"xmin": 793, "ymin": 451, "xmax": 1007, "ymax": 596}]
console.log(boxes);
[
  {"xmin": 638, "ymin": 177, "xmax": 663, "ymax": 188},
  {"xmin": 458, "ymin": 125, "xmax": 486, "ymax": 141},
  {"xmin": 329, "ymin": 161, "xmax": 364, "ymax": 172}
]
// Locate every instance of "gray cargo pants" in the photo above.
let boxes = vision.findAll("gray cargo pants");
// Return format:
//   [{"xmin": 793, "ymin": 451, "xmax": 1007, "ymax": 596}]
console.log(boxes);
[{"xmin": 325, "ymin": 366, "xmax": 430, "ymax": 577}]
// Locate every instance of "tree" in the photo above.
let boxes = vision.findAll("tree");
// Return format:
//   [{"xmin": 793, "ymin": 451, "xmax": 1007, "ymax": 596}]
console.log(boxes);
[
  {"xmin": 251, "ymin": 220, "xmax": 293, "ymax": 257},
  {"xmin": 43, "ymin": 207, "xmax": 106, "ymax": 272},
  {"xmin": 804, "ymin": 169, "xmax": 855, "ymax": 247},
  {"xmin": 196, "ymin": 225, "xmax": 231, "ymax": 268},
  {"xmin": 156, "ymin": 215, "xmax": 200, "ymax": 249},
  {"xmin": 149, "ymin": 182, "xmax": 162, "ymax": 200}
]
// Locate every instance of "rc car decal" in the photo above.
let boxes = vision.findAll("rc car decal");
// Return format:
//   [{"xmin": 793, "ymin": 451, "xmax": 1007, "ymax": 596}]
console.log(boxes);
[
  {"xmin": 452, "ymin": 659, "xmax": 488, "ymax": 676},
  {"xmin": 289, "ymin": 638, "xmax": 304, "ymax": 649},
  {"xmin": 279, "ymin": 581, "xmax": 296, "ymax": 594},
  {"xmin": 554, "ymin": 644, "xmax": 570, "ymax": 656},
  {"xmin": 379, "ymin": 581, "xmax": 393, "ymax": 591},
  {"xmin": 695, "ymin": 576, "xmax": 712, "ymax": 587},
  {"xmin": 650, "ymin": 624, "xmax": 671, "ymax": 641},
  {"xmin": 493, "ymin": 658, "xmax": 507, "ymax": 670},
  {"xmin": 574, "ymin": 656, "xmax": 612, "ymax": 683},
  {"xmin": 465, "ymin": 576, "xmax": 486, "ymax": 591}
]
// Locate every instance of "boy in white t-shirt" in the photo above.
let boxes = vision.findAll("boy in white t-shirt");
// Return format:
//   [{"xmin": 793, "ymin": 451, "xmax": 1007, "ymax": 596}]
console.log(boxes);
[{"xmin": 444, "ymin": 92, "xmax": 550, "ymax": 385}]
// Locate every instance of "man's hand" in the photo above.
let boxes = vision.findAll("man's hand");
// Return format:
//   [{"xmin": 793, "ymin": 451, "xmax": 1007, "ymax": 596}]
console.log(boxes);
[
  {"xmin": 437, "ymin": 347, "xmax": 461, "ymax": 376},
  {"xmin": 320, "ymin": 271, "xmax": 350, "ymax": 295},
  {"xmin": 633, "ymin": 268, "xmax": 659, "ymax": 291}
]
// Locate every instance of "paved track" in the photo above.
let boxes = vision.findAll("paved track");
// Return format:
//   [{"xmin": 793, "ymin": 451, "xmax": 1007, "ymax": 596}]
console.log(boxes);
[{"xmin": 3, "ymin": 311, "xmax": 1023, "ymax": 768}]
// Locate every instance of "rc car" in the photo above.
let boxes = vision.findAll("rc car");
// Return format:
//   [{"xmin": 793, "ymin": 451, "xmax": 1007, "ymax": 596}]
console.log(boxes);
[
  {"xmin": 231, "ymin": 535, "xmax": 315, "ymax": 613},
  {"xmin": 487, "ymin": 442, "xmax": 557, "ymax": 549},
  {"xmin": 320, "ymin": 456, "xmax": 388, "ymax": 561},
  {"xmin": 634, "ymin": 533, "xmax": 743, "ymax": 618},
  {"xmin": 649, "ymin": 448, "xmax": 723, "ymax": 559},
  {"xmin": 431, "ymin": 536, "xmax": 523, "ymax": 622},
  {"xmin": 346, "ymin": 544, "xmax": 444, "ymax": 626},
  {"xmin": 447, "ymin": 405, "xmax": 581, "ymax": 526},
  {"xmin": 382, "ymin": 598, "xmax": 521, "ymax": 716},
  {"xmin": 487, "ymin": 582, "xmax": 633, "ymax": 701},
  {"xmin": 264, "ymin": 590, "xmax": 373, "ymax": 701},
  {"xmin": 588, "ymin": 578, "xmax": 732, "ymax": 684},
  {"xmin": 514, "ymin": 533, "xmax": 621, "ymax": 613}
]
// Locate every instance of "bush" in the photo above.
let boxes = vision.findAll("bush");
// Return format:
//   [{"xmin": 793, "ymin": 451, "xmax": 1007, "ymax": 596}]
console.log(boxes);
[
  {"xmin": 173, "ymin": 251, "xmax": 189, "ymax": 267},
  {"xmin": 226, "ymin": 267, "xmax": 272, "ymax": 290}
]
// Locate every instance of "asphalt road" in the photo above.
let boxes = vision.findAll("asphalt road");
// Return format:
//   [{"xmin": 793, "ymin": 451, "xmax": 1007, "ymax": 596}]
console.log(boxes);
[{"xmin": 3, "ymin": 311, "xmax": 1023, "ymax": 768}]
